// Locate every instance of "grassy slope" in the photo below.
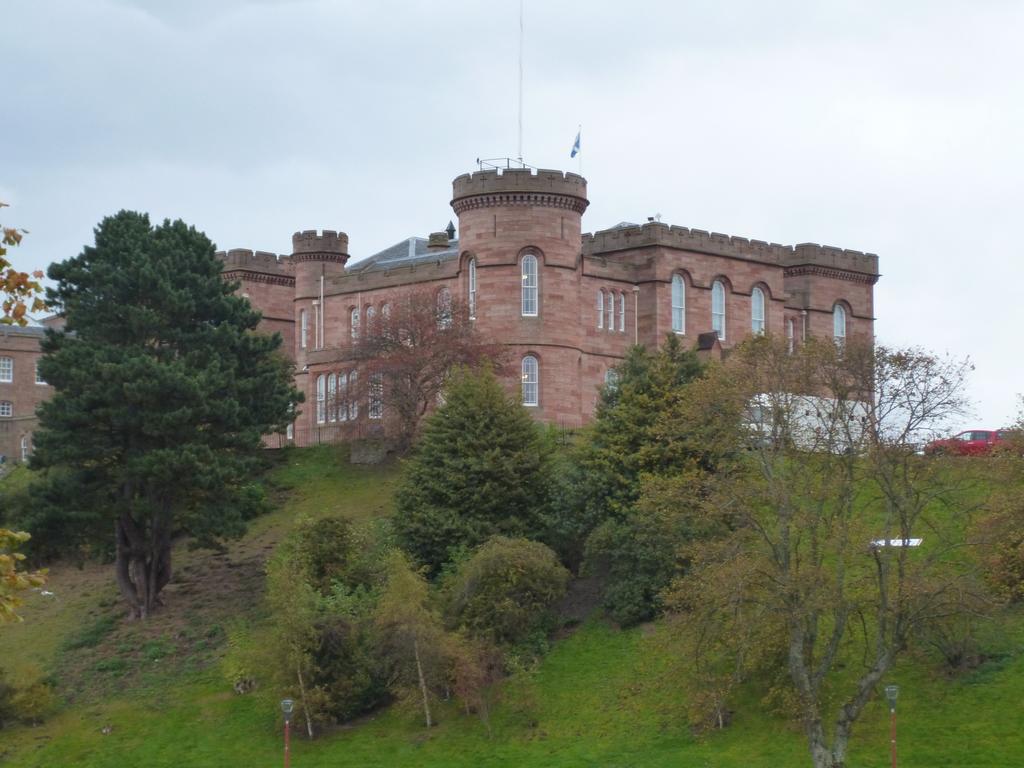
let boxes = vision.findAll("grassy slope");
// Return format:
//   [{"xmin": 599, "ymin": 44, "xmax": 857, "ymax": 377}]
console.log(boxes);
[{"xmin": 2, "ymin": 448, "xmax": 1024, "ymax": 767}]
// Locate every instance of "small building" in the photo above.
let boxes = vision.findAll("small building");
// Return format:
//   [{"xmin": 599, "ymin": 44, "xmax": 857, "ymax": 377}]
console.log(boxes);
[{"xmin": 0, "ymin": 324, "xmax": 51, "ymax": 463}]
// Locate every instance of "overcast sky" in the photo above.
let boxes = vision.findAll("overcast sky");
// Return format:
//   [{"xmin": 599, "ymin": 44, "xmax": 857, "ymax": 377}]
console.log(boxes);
[{"xmin": 6, "ymin": 0, "xmax": 1022, "ymax": 427}]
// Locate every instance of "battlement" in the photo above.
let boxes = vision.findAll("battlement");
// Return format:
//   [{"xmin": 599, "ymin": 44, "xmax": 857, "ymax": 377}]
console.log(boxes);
[
  {"xmin": 291, "ymin": 229, "xmax": 349, "ymax": 256},
  {"xmin": 451, "ymin": 168, "xmax": 588, "ymax": 214},
  {"xmin": 582, "ymin": 222, "xmax": 878, "ymax": 279},
  {"xmin": 217, "ymin": 248, "xmax": 292, "ymax": 271}
]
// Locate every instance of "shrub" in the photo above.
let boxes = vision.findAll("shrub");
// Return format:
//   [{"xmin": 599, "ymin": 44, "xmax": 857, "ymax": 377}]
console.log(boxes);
[
  {"xmin": 444, "ymin": 537, "xmax": 569, "ymax": 645},
  {"xmin": 0, "ymin": 666, "xmax": 56, "ymax": 727}
]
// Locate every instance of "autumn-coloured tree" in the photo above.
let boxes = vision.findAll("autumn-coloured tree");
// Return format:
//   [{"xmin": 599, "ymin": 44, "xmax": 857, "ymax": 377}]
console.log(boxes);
[
  {"xmin": 354, "ymin": 289, "xmax": 503, "ymax": 450},
  {"xmin": 0, "ymin": 202, "xmax": 46, "ymax": 325},
  {"xmin": 0, "ymin": 529, "xmax": 47, "ymax": 623},
  {"xmin": 662, "ymin": 336, "xmax": 986, "ymax": 768}
]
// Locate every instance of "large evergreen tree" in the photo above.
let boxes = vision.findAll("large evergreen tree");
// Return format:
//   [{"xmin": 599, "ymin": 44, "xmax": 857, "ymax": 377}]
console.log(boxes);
[
  {"xmin": 32, "ymin": 211, "xmax": 301, "ymax": 619},
  {"xmin": 394, "ymin": 367, "xmax": 552, "ymax": 574}
]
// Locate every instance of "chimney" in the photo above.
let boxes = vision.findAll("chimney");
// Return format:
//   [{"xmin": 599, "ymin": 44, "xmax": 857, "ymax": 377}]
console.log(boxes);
[{"xmin": 427, "ymin": 231, "xmax": 450, "ymax": 250}]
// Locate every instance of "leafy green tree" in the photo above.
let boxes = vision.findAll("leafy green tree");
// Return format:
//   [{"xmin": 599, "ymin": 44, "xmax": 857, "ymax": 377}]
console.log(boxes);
[
  {"xmin": 395, "ymin": 367, "xmax": 553, "ymax": 574},
  {"xmin": 0, "ymin": 529, "xmax": 46, "ymax": 623},
  {"xmin": 31, "ymin": 211, "xmax": 301, "ymax": 619},
  {"xmin": 443, "ymin": 536, "xmax": 569, "ymax": 645}
]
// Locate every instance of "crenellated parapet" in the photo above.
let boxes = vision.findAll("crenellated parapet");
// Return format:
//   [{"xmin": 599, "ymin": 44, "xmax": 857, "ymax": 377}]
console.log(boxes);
[
  {"xmin": 451, "ymin": 168, "xmax": 589, "ymax": 215},
  {"xmin": 583, "ymin": 222, "xmax": 878, "ymax": 283},
  {"xmin": 291, "ymin": 229, "xmax": 349, "ymax": 265},
  {"xmin": 217, "ymin": 249, "xmax": 295, "ymax": 287}
]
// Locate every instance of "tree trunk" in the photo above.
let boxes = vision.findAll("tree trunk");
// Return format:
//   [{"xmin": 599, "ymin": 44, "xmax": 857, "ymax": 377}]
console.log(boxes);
[
  {"xmin": 114, "ymin": 511, "xmax": 172, "ymax": 620},
  {"xmin": 296, "ymin": 663, "xmax": 314, "ymax": 739},
  {"xmin": 414, "ymin": 638, "xmax": 433, "ymax": 728}
]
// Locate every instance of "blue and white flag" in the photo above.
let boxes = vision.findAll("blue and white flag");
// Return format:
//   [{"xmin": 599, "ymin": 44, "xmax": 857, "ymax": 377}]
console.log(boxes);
[{"xmin": 570, "ymin": 130, "xmax": 581, "ymax": 158}]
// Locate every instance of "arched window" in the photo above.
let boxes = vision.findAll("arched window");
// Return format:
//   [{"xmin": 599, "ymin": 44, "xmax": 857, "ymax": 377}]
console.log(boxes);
[
  {"xmin": 299, "ymin": 309, "xmax": 308, "ymax": 350},
  {"xmin": 338, "ymin": 372, "xmax": 349, "ymax": 422},
  {"xmin": 437, "ymin": 287, "xmax": 453, "ymax": 329},
  {"xmin": 369, "ymin": 373, "xmax": 384, "ymax": 420},
  {"xmin": 521, "ymin": 254, "xmax": 538, "ymax": 316},
  {"xmin": 671, "ymin": 274, "xmax": 685, "ymax": 334},
  {"xmin": 327, "ymin": 373, "xmax": 338, "ymax": 422},
  {"xmin": 787, "ymin": 318, "xmax": 795, "ymax": 354},
  {"xmin": 833, "ymin": 304, "xmax": 847, "ymax": 343},
  {"xmin": 348, "ymin": 371, "xmax": 359, "ymax": 420},
  {"xmin": 366, "ymin": 305, "xmax": 376, "ymax": 331},
  {"xmin": 712, "ymin": 280, "xmax": 726, "ymax": 340},
  {"xmin": 605, "ymin": 289, "xmax": 614, "ymax": 331},
  {"xmin": 521, "ymin": 355, "xmax": 539, "ymax": 406},
  {"xmin": 751, "ymin": 287, "xmax": 765, "ymax": 335},
  {"xmin": 382, "ymin": 303, "xmax": 391, "ymax": 320},
  {"xmin": 0, "ymin": 357, "xmax": 12, "ymax": 383},
  {"xmin": 467, "ymin": 258, "xmax": 477, "ymax": 319},
  {"xmin": 618, "ymin": 292, "xmax": 626, "ymax": 332},
  {"xmin": 597, "ymin": 289, "xmax": 604, "ymax": 329},
  {"xmin": 316, "ymin": 375, "xmax": 326, "ymax": 424},
  {"xmin": 20, "ymin": 434, "xmax": 30, "ymax": 462},
  {"xmin": 350, "ymin": 307, "xmax": 360, "ymax": 340}
]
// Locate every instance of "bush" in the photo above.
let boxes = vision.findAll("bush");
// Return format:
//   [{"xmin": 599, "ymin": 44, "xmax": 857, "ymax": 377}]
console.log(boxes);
[
  {"xmin": 0, "ymin": 666, "xmax": 56, "ymax": 727},
  {"xmin": 444, "ymin": 537, "xmax": 569, "ymax": 645},
  {"xmin": 395, "ymin": 368, "xmax": 554, "ymax": 574}
]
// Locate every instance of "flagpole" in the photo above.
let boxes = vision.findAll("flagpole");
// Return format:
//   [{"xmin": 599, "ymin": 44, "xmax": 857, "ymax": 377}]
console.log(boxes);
[
  {"xmin": 517, "ymin": 0, "xmax": 524, "ymax": 163},
  {"xmin": 578, "ymin": 124, "xmax": 582, "ymax": 176}
]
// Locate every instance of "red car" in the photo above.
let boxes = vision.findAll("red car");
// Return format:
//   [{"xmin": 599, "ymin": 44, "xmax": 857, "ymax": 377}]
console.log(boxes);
[{"xmin": 924, "ymin": 429, "xmax": 1014, "ymax": 456}]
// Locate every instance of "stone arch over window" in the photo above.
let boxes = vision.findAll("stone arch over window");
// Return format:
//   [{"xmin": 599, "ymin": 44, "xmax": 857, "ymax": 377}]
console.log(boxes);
[
  {"xmin": 605, "ymin": 289, "xmax": 614, "ymax": 331},
  {"xmin": 751, "ymin": 284, "xmax": 767, "ymax": 335},
  {"xmin": 519, "ymin": 250, "xmax": 540, "ymax": 317},
  {"xmin": 521, "ymin": 354, "xmax": 539, "ymax": 406},
  {"xmin": 596, "ymin": 289, "xmax": 604, "ymax": 329},
  {"xmin": 366, "ymin": 304, "xmax": 376, "ymax": 330},
  {"xmin": 617, "ymin": 291, "xmax": 625, "ymax": 332},
  {"xmin": 833, "ymin": 301, "xmax": 849, "ymax": 342},
  {"xmin": 350, "ymin": 307, "xmax": 360, "ymax": 340},
  {"xmin": 711, "ymin": 278, "xmax": 729, "ymax": 340},
  {"xmin": 671, "ymin": 273, "xmax": 687, "ymax": 334}
]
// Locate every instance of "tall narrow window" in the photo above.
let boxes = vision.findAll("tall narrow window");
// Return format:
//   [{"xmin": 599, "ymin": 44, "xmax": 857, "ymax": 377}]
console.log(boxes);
[
  {"xmin": 833, "ymin": 304, "xmax": 847, "ymax": 343},
  {"xmin": 468, "ymin": 258, "xmax": 477, "ymax": 319},
  {"xmin": 521, "ymin": 355, "xmax": 539, "ymax": 406},
  {"xmin": 338, "ymin": 373, "xmax": 349, "ymax": 422},
  {"xmin": 787, "ymin": 318, "xmax": 795, "ymax": 354},
  {"xmin": 316, "ymin": 374, "xmax": 326, "ymax": 424},
  {"xmin": 0, "ymin": 401, "xmax": 12, "ymax": 418},
  {"xmin": 348, "ymin": 371, "xmax": 359, "ymax": 420},
  {"xmin": 369, "ymin": 373, "xmax": 384, "ymax": 420},
  {"xmin": 366, "ymin": 305, "xmax": 376, "ymax": 331},
  {"xmin": 299, "ymin": 309, "xmax": 308, "ymax": 350},
  {"xmin": 618, "ymin": 292, "xmax": 626, "ymax": 332},
  {"xmin": 382, "ymin": 303, "xmax": 391, "ymax": 320},
  {"xmin": 751, "ymin": 287, "xmax": 765, "ymax": 335},
  {"xmin": 597, "ymin": 289, "xmax": 604, "ymax": 329},
  {"xmin": 350, "ymin": 307, "xmax": 360, "ymax": 340},
  {"xmin": 0, "ymin": 357, "xmax": 12, "ymax": 383},
  {"xmin": 712, "ymin": 280, "xmax": 726, "ymax": 340},
  {"xmin": 20, "ymin": 435, "xmax": 30, "ymax": 462},
  {"xmin": 327, "ymin": 373, "xmax": 338, "ymax": 422},
  {"xmin": 437, "ymin": 288, "xmax": 453, "ymax": 329},
  {"xmin": 521, "ymin": 254, "xmax": 538, "ymax": 316},
  {"xmin": 671, "ymin": 275, "xmax": 685, "ymax": 333},
  {"xmin": 605, "ymin": 290, "xmax": 613, "ymax": 331},
  {"xmin": 35, "ymin": 362, "xmax": 45, "ymax": 385}
]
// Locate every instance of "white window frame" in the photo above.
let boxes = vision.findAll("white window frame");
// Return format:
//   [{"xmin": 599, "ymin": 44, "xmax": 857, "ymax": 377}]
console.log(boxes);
[
  {"xmin": 350, "ymin": 307, "xmax": 360, "ymax": 340},
  {"xmin": 316, "ymin": 375, "xmax": 326, "ymax": 424},
  {"xmin": 468, "ymin": 258, "xmax": 477, "ymax": 319},
  {"xmin": 712, "ymin": 280, "xmax": 726, "ymax": 340},
  {"xmin": 671, "ymin": 274, "xmax": 685, "ymax": 334},
  {"xmin": 348, "ymin": 371, "xmax": 358, "ymax": 420},
  {"xmin": 787, "ymin": 318, "xmax": 795, "ymax": 354},
  {"xmin": 0, "ymin": 357, "xmax": 12, "ymax": 383},
  {"xmin": 366, "ymin": 305, "xmax": 376, "ymax": 330},
  {"xmin": 597, "ymin": 289, "xmax": 604, "ymax": 329},
  {"xmin": 521, "ymin": 355, "xmax": 539, "ymax": 406},
  {"xmin": 338, "ymin": 372, "xmax": 349, "ymax": 422},
  {"xmin": 327, "ymin": 373, "xmax": 338, "ymax": 422},
  {"xmin": 521, "ymin": 254, "xmax": 538, "ymax": 316},
  {"xmin": 605, "ymin": 289, "xmax": 613, "ymax": 331},
  {"xmin": 0, "ymin": 401, "xmax": 11, "ymax": 418},
  {"xmin": 833, "ymin": 304, "xmax": 847, "ymax": 342},
  {"xmin": 35, "ymin": 361, "xmax": 46, "ymax": 385},
  {"xmin": 20, "ymin": 434, "xmax": 30, "ymax": 462},
  {"xmin": 299, "ymin": 309, "xmax": 308, "ymax": 350},
  {"xmin": 369, "ymin": 373, "xmax": 384, "ymax": 420},
  {"xmin": 751, "ymin": 287, "xmax": 766, "ymax": 335},
  {"xmin": 618, "ymin": 292, "xmax": 625, "ymax": 332}
]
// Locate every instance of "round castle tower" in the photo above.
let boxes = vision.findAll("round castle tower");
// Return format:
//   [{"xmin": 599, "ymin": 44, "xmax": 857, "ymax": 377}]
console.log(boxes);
[
  {"xmin": 450, "ymin": 168, "xmax": 590, "ymax": 425},
  {"xmin": 292, "ymin": 229, "xmax": 349, "ymax": 363}
]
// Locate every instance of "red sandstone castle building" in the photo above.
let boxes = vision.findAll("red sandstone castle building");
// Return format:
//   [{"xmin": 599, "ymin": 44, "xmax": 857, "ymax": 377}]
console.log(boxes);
[{"xmin": 219, "ymin": 167, "xmax": 879, "ymax": 441}]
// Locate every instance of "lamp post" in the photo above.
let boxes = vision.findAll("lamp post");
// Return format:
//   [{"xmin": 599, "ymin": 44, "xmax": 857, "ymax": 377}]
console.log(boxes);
[
  {"xmin": 885, "ymin": 684, "xmax": 899, "ymax": 768},
  {"xmin": 281, "ymin": 698, "xmax": 294, "ymax": 768}
]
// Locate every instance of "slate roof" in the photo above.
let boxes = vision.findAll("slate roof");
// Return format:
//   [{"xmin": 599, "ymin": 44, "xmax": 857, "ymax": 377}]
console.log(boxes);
[{"xmin": 347, "ymin": 237, "xmax": 461, "ymax": 274}]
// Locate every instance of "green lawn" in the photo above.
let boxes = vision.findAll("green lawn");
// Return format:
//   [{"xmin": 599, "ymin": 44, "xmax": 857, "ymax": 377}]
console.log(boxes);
[{"xmin": 2, "ymin": 448, "xmax": 1023, "ymax": 767}]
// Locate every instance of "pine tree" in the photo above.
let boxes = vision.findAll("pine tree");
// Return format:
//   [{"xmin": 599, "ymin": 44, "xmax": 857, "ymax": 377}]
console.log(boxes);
[
  {"xmin": 31, "ymin": 211, "xmax": 301, "ymax": 619},
  {"xmin": 394, "ymin": 367, "xmax": 552, "ymax": 574}
]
